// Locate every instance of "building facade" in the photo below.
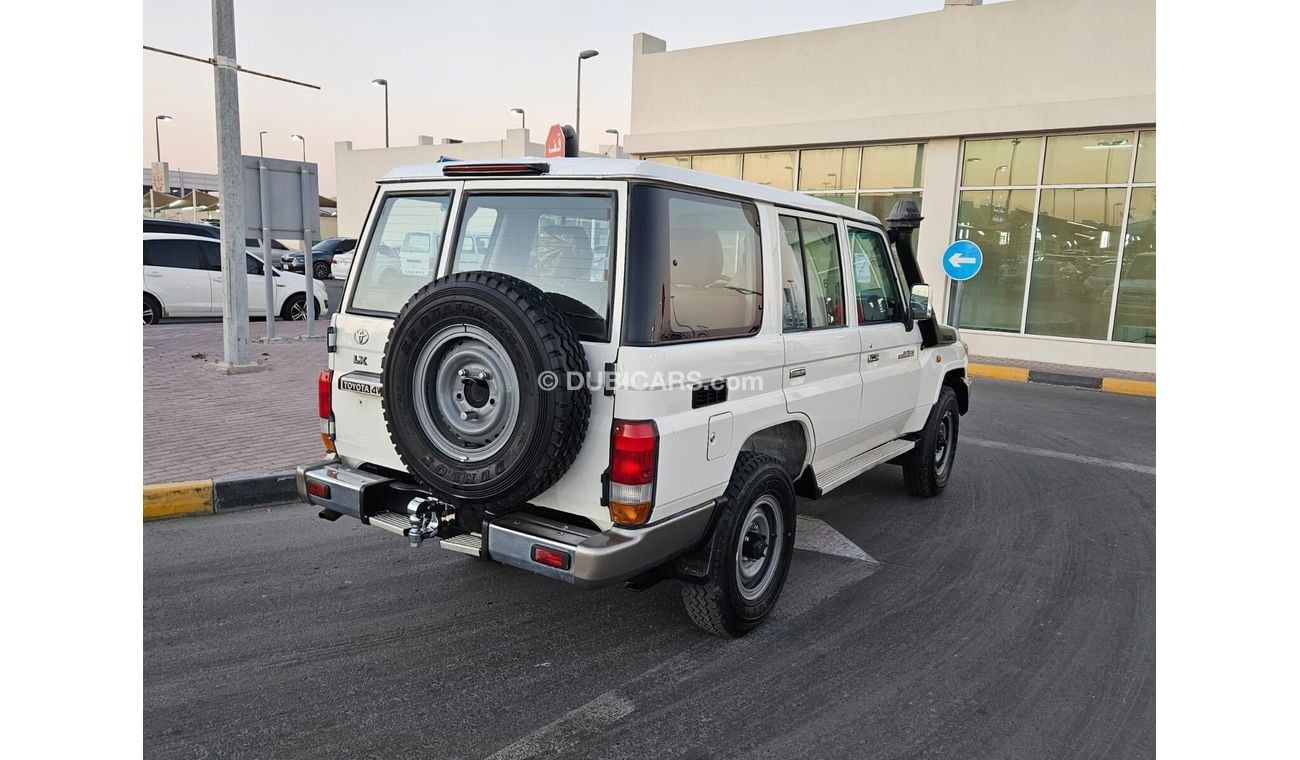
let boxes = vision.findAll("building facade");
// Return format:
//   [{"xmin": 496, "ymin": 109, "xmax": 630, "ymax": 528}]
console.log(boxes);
[{"xmin": 624, "ymin": 0, "xmax": 1155, "ymax": 372}]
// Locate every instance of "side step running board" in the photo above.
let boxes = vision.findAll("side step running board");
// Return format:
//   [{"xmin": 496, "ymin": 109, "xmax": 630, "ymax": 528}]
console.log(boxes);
[
  {"xmin": 815, "ymin": 438, "xmax": 916, "ymax": 494},
  {"xmin": 366, "ymin": 511, "xmax": 484, "ymax": 556}
]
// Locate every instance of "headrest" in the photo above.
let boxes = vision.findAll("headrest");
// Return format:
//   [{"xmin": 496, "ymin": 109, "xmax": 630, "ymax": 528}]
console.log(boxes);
[{"xmin": 403, "ymin": 231, "xmax": 433, "ymax": 254}]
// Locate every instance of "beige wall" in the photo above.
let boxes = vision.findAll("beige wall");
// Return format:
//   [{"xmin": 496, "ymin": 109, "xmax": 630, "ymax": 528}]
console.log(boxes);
[
  {"xmin": 626, "ymin": 0, "xmax": 1154, "ymax": 155},
  {"xmin": 334, "ymin": 129, "xmax": 543, "ymax": 238}
]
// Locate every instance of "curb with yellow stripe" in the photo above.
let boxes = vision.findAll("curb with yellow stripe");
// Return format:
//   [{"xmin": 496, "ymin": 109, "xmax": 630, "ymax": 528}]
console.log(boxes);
[
  {"xmin": 144, "ymin": 471, "xmax": 299, "ymax": 521},
  {"xmin": 968, "ymin": 362, "xmax": 1155, "ymax": 398}
]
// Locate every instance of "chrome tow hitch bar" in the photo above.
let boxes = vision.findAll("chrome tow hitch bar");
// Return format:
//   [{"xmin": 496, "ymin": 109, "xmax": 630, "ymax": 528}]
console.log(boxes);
[{"xmin": 406, "ymin": 497, "xmax": 440, "ymax": 548}]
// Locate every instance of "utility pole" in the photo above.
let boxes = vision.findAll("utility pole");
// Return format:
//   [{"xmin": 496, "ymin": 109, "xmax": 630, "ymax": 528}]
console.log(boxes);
[{"xmin": 212, "ymin": 0, "xmax": 252, "ymax": 369}]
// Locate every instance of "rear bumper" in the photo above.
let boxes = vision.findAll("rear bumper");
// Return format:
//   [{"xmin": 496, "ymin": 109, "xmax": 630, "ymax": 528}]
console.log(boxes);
[{"xmin": 296, "ymin": 462, "xmax": 714, "ymax": 589}]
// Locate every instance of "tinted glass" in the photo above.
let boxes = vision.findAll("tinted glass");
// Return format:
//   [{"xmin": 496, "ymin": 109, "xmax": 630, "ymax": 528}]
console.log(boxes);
[
  {"xmin": 1043, "ymin": 132, "xmax": 1134, "ymax": 185},
  {"xmin": 1112, "ymin": 187, "xmax": 1155, "ymax": 343},
  {"xmin": 780, "ymin": 216, "xmax": 845, "ymax": 330},
  {"xmin": 143, "ymin": 239, "xmax": 206, "ymax": 270},
  {"xmin": 951, "ymin": 189, "xmax": 1036, "ymax": 331},
  {"xmin": 1025, "ymin": 187, "xmax": 1126, "ymax": 340},
  {"xmin": 452, "ymin": 194, "xmax": 614, "ymax": 342},
  {"xmin": 742, "ymin": 151, "xmax": 795, "ymax": 189},
  {"xmin": 779, "ymin": 216, "xmax": 809, "ymax": 331},
  {"xmin": 799, "ymin": 148, "xmax": 860, "ymax": 191},
  {"xmin": 350, "ymin": 194, "xmax": 453, "ymax": 313},
  {"xmin": 196, "ymin": 241, "xmax": 221, "ymax": 270},
  {"xmin": 690, "ymin": 153, "xmax": 742, "ymax": 179},
  {"xmin": 961, "ymin": 137, "xmax": 1041, "ymax": 186},
  {"xmin": 623, "ymin": 185, "xmax": 762, "ymax": 344},
  {"xmin": 246, "ymin": 254, "xmax": 264, "ymax": 275},
  {"xmin": 847, "ymin": 228, "xmax": 902, "ymax": 324},
  {"xmin": 1134, "ymin": 131, "xmax": 1156, "ymax": 183},
  {"xmin": 860, "ymin": 144, "xmax": 925, "ymax": 189}
]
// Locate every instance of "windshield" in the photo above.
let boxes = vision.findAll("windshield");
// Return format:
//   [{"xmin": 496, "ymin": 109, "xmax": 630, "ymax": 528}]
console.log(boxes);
[{"xmin": 450, "ymin": 193, "xmax": 614, "ymax": 342}]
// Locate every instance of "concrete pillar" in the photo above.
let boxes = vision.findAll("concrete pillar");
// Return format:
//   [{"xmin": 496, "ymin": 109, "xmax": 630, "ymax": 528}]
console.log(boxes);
[
  {"xmin": 916, "ymin": 137, "xmax": 961, "ymax": 318},
  {"xmin": 504, "ymin": 128, "xmax": 529, "ymax": 156}
]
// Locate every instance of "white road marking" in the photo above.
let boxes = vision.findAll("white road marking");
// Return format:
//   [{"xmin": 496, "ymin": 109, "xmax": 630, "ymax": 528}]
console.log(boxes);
[
  {"xmin": 483, "ymin": 691, "xmax": 635, "ymax": 760},
  {"xmin": 794, "ymin": 515, "xmax": 875, "ymax": 562},
  {"xmin": 965, "ymin": 437, "xmax": 1155, "ymax": 475}
]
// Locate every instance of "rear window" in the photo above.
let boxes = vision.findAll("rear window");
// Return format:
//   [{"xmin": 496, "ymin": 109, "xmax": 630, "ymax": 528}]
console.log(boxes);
[
  {"xmin": 450, "ymin": 193, "xmax": 615, "ymax": 342},
  {"xmin": 623, "ymin": 185, "xmax": 762, "ymax": 344},
  {"xmin": 349, "ymin": 194, "xmax": 454, "ymax": 313}
]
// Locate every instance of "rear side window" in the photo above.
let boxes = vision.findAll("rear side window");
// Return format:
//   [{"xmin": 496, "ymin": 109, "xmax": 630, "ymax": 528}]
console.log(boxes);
[
  {"xmin": 349, "ymin": 194, "xmax": 453, "ymax": 314},
  {"xmin": 623, "ymin": 185, "xmax": 762, "ymax": 344},
  {"xmin": 779, "ymin": 215, "xmax": 846, "ymax": 330},
  {"xmin": 450, "ymin": 194, "xmax": 614, "ymax": 341},
  {"xmin": 143, "ymin": 239, "xmax": 208, "ymax": 270}
]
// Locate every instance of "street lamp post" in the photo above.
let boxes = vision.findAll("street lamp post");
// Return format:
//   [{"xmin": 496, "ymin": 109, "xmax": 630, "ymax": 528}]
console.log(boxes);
[
  {"xmin": 604, "ymin": 128, "xmax": 620, "ymax": 156},
  {"xmin": 371, "ymin": 78, "xmax": 389, "ymax": 147},
  {"xmin": 154, "ymin": 114, "xmax": 173, "ymax": 164},
  {"xmin": 510, "ymin": 107, "xmax": 526, "ymax": 132},
  {"xmin": 575, "ymin": 50, "xmax": 599, "ymax": 149},
  {"xmin": 291, "ymin": 133, "xmax": 306, "ymax": 162}
]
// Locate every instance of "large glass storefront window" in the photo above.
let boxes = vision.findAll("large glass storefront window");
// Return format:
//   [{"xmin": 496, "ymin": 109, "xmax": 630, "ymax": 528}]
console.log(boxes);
[
  {"xmin": 645, "ymin": 143, "xmax": 925, "ymax": 224},
  {"xmin": 952, "ymin": 129, "xmax": 1156, "ymax": 344}
]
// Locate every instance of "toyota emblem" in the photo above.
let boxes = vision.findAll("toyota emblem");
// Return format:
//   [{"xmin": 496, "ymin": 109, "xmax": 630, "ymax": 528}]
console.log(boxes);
[{"xmin": 354, "ymin": 329, "xmax": 370, "ymax": 345}]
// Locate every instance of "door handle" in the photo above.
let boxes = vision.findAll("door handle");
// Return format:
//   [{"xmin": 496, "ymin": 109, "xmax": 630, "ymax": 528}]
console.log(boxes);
[
  {"xmin": 867, "ymin": 353, "xmax": 880, "ymax": 363},
  {"xmin": 145, "ymin": 272, "xmax": 162, "ymax": 278},
  {"xmin": 789, "ymin": 367, "xmax": 806, "ymax": 378}
]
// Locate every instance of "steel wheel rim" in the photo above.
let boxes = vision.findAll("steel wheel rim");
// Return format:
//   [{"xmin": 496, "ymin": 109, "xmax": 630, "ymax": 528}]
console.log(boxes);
[
  {"xmin": 934, "ymin": 411, "xmax": 953, "ymax": 475},
  {"xmin": 735, "ymin": 494, "xmax": 784, "ymax": 601},
  {"xmin": 411, "ymin": 324, "xmax": 520, "ymax": 463}
]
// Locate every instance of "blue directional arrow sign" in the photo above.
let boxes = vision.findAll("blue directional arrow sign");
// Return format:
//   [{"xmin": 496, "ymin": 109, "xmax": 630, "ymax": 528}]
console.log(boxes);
[{"xmin": 942, "ymin": 240, "xmax": 983, "ymax": 281}]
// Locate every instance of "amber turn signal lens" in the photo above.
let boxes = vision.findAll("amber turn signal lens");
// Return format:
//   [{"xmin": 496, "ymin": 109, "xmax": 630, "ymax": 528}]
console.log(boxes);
[
  {"xmin": 321, "ymin": 433, "xmax": 336, "ymax": 452},
  {"xmin": 609, "ymin": 501, "xmax": 652, "ymax": 526}
]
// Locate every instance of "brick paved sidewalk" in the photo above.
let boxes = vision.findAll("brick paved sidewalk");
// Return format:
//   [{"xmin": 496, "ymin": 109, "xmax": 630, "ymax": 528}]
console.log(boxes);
[{"xmin": 143, "ymin": 320, "xmax": 333, "ymax": 484}]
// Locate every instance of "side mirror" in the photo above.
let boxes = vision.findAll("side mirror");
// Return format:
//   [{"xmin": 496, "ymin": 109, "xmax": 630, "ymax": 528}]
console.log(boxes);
[{"xmin": 909, "ymin": 284, "xmax": 933, "ymax": 321}]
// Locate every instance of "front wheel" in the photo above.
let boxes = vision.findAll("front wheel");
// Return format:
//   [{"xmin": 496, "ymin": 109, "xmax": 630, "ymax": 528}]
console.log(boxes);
[
  {"xmin": 313, "ymin": 261, "xmax": 331, "ymax": 280},
  {"xmin": 681, "ymin": 452, "xmax": 796, "ymax": 637},
  {"xmin": 280, "ymin": 294, "xmax": 318, "ymax": 321},
  {"xmin": 901, "ymin": 385, "xmax": 960, "ymax": 498},
  {"xmin": 143, "ymin": 294, "xmax": 162, "ymax": 325}
]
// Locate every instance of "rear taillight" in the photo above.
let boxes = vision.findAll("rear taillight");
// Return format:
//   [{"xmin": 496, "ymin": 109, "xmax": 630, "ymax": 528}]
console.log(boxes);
[
  {"xmin": 609, "ymin": 420, "xmax": 657, "ymax": 526},
  {"xmin": 318, "ymin": 369, "xmax": 336, "ymax": 452}
]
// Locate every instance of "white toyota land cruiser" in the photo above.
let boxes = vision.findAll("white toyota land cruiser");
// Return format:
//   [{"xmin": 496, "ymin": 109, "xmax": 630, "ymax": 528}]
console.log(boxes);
[{"xmin": 298, "ymin": 158, "xmax": 970, "ymax": 636}]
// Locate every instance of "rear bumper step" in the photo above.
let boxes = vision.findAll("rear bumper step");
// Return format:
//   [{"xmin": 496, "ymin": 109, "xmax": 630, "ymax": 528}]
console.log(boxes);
[{"xmin": 296, "ymin": 461, "xmax": 714, "ymax": 588}]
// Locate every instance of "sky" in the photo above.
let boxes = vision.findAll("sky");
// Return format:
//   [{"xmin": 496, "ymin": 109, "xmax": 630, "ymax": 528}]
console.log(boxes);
[{"xmin": 144, "ymin": 0, "xmax": 962, "ymax": 196}]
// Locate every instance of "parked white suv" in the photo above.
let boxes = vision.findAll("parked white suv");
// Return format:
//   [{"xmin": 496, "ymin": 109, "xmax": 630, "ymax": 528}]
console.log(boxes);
[
  {"xmin": 298, "ymin": 159, "xmax": 970, "ymax": 636},
  {"xmin": 143, "ymin": 232, "xmax": 328, "ymax": 324}
]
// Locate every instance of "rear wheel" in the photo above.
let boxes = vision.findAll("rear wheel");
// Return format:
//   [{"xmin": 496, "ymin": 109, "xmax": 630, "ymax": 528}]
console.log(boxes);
[
  {"xmin": 902, "ymin": 385, "xmax": 960, "ymax": 498},
  {"xmin": 681, "ymin": 452, "xmax": 796, "ymax": 637},
  {"xmin": 143, "ymin": 294, "xmax": 161, "ymax": 325},
  {"xmin": 313, "ymin": 261, "xmax": 331, "ymax": 280},
  {"xmin": 281, "ymin": 294, "xmax": 317, "ymax": 321}
]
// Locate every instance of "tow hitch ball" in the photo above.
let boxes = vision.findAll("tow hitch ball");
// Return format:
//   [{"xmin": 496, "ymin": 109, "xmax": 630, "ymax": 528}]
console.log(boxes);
[{"xmin": 406, "ymin": 497, "xmax": 441, "ymax": 547}]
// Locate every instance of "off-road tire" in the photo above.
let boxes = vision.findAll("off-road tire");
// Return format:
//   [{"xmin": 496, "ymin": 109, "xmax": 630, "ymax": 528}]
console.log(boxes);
[
  {"xmin": 681, "ymin": 452, "xmax": 796, "ymax": 637},
  {"xmin": 381, "ymin": 271, "xmax": 591, "ymax": 510},
  {"xmin": 143, "ymin": 294, "xmax": 162, "ymax": 325},
  {"xmin": 902, "ymin": 385, "xmax": 960, "ymax": 498}
]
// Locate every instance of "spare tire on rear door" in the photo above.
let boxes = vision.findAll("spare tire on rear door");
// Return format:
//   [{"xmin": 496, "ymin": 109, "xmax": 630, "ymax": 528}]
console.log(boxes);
[{"xmin": 381, "ymin": 271, "xmax": 591, "ymax": 510}]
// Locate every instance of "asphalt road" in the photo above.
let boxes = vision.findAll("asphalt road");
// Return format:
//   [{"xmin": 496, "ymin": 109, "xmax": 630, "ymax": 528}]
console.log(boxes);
[{"xmin": 144, "ymin": 379, "xmax": 1155, "ymax": 759}]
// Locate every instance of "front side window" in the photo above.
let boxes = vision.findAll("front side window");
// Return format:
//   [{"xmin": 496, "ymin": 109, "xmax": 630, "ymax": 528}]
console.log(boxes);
[
  {"xmin": 350, "ymin": 194, "xmax": 453, "ymax": 314},
  {"xmin": 779, "ymin": 215, "xmax": 846, "ymax": 331},
  {"xmin": 847, "ymin": 228, "xmax": 903, "ymax": 324},
  {"xmin": 451, "ymin": 194, "xmax": 614, "ymax": 342},
  {"xmin": 623, "ymin": 185, "xmax": 762, "ymax": 344}
]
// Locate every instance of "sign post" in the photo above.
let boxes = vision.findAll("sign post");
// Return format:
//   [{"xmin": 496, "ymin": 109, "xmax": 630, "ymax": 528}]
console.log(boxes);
[
  {"xmin": 941, "ymin": 239, "xmax": 983, "ymax": 329},
  {"xmin": 242, "ymin": 155, "xmax": 320, "ymax": 339}
]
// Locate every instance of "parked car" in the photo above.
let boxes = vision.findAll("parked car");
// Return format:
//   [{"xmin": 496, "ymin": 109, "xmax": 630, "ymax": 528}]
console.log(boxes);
[
  {"xmin": 143, "ymin": 217, "xmax": 220, "ymax": 239},
  {"xmin": 143, "ymin": 232, "xmax": 328, "ymax": 324},
  {"xmin": 298, "ymin": 159, "xmax": 969, "ymax": 637},
  {"xmin": 281, "ymin": 237, "xmax": 357, "ymax": 280}
]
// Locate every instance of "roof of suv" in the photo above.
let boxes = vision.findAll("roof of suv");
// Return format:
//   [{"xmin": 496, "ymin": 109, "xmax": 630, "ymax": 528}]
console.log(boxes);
[{"xmin": 381, "ymin": 158, "xmax": 885, "ymax": 227}]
